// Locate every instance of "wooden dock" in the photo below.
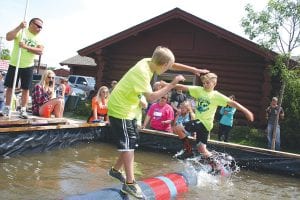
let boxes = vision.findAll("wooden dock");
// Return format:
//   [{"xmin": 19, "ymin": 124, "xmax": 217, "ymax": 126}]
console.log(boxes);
[{"xmin": 0, "ymin": 112, "xmax": 108, "ymax": 157}]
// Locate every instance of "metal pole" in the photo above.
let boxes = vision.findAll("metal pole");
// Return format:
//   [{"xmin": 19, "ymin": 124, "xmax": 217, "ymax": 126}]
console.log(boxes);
[
  {"xmin": 8, "ymin": 0, "xmax": 29, "ymax": 118},
  {"xmin": 37, "ymin": 54, "xmax": 41, "ymax": 74}
]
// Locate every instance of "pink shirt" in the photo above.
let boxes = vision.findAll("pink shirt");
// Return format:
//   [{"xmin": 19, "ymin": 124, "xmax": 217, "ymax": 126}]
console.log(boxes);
[{"xmin": 147, "ymin": 102, "xmax": 174, "ymax": 132}]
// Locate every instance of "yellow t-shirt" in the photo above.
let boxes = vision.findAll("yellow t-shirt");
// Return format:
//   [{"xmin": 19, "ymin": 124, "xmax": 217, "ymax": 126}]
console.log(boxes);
[
  {"xmin": 108, "ymin": 58, "xmax": 153, "ymax": 119},
  {"xmin": 188, "ymin": 86, "xmax": 230, "ymax": 131},
  {"xmin": 10, "ymin": 29, "xmax": 41, "ymax": 68}
]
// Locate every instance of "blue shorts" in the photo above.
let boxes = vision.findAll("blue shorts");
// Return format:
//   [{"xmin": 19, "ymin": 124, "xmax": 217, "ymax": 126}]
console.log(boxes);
[
  {"xmin": 109, "ymin": 116, "xmax": 139, "ymax": 151},
  {"xmin": 4, "ymin": 65, "xmax": 33, "ymax": 90},
  {"xmin": 183, "ymin": 119, "xmax": 209, "ymax": 145}
]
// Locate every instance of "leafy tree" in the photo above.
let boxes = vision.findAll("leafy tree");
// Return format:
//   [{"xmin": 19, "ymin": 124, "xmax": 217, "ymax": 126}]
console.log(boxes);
[
  {"xmin": 241, "ymin": 0, "xmax": 300, "ymax": 150},
  {"xmin": 0, "ymin": 48, "xmax": 11, "ymax": 60}
]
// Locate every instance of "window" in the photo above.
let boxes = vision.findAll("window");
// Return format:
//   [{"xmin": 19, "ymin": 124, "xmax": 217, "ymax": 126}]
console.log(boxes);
[
  {"xmin": 68, "ymin": 76, "xmax": 76, "ymax": 84},
  {"xmin": 76, "ymin": 77, "xmax": 86, "ymax": 85}
]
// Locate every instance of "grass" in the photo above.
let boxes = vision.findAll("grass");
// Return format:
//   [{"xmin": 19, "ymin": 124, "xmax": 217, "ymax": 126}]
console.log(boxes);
[{"xmin": 210, "ymin": 124, "xmax": 299, "ymax": 154}]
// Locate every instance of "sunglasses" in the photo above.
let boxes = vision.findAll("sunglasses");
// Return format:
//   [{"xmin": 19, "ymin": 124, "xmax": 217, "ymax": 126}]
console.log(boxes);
[
  {"xmin": 161, "ymin": 97, "xmax": 167, "ymax": 99},
  {"xmin": 33, "ymin": 22, "xmax": 43, "ymax": 29}
]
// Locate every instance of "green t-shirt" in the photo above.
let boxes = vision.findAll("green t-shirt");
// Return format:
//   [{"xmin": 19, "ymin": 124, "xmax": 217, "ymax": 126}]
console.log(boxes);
[
  {"xmin": 108, "ymin": 58, "xmax": 153, "ymax": 119},
  {"xmin": 10, "ymin": 29, "xmax": 41, "ymax": 68},
  {"xmin": 188, "ymin": 86, "xmax": 230, "ymax": 131}
]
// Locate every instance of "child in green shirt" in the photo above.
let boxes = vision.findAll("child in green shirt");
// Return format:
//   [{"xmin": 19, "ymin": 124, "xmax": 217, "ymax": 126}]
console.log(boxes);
[
  {"xmin": 107, "ymin": 46, "xmax": 209, "ymax": 199},
  {"xmin": 173, "ymin": 73, "xmax": 254, "ymax": 159}
]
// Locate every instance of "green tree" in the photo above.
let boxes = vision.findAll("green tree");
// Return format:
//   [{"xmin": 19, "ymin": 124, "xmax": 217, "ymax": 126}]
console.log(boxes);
[
  {"xmin": 241, "ymin": 0, "xmax": 300, "ymax": 150},
  {"xmin": 0, "ymin": 48, "xmax": 11, "ymax": 60}
]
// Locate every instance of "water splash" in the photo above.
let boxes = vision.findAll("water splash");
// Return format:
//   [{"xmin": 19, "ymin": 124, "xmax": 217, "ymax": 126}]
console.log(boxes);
[{"xmin": 182, "ymin": 151, "xmax": 240, "ymax": 178}]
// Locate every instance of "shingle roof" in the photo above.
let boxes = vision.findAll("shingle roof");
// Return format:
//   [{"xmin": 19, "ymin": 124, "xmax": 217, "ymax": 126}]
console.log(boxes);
[{"xmin": 59, "ymin": 55, "xmax": 96, "ymax": 66}]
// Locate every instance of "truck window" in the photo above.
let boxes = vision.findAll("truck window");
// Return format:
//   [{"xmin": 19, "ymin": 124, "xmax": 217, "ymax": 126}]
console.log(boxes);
[
  {"xmin": 76, "ymin": 77, "xmax": 86, "ymax": 85},
  {"xmin": 69, "ymin": 76, "xmax": 76, "ymax": 84}
]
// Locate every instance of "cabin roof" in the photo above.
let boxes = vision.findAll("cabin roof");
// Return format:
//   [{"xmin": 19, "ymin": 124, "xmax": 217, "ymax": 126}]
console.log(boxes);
[
  {"xmin": 78, "ymin": 7, "xmax": 276, "ymax": 60},
  {"xmin": 60, "ymin": 55, "xmax": 96, "ymax": 66}
]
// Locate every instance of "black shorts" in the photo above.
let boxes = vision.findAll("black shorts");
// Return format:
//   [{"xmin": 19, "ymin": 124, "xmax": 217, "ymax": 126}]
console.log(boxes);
[
  {"xmin": 4, "ymin": 65, "xmax": 33, "ymax": 90},
  {"xmin": 183, "ymin": 119, "xmax": 209, "ymax": 145},
  {"xmin": 109, "ymin": 116, "xmax": 139, "ymax": 151}
]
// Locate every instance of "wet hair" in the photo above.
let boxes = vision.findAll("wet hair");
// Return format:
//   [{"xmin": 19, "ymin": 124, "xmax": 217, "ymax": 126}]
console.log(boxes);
[
  {"xmin": 151, "ymin": 46, "xmax": 175, "ymax": 66},
  {"xmin": 29, "ymin": 18, "xmax": 43, "ymax": 25},
  {"xmin": 200, "ymin": 72, "xmax": 218, "ymax": 84}
]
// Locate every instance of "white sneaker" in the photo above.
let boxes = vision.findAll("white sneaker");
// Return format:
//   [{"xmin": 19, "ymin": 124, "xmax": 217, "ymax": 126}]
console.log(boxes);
[
  {"xmin": 1, "ymin": 106, "xmax": 10, "ymax": 117},
  {"xmin": 19, "ymin": 107, "xmax": 28, "ymax": 119}
]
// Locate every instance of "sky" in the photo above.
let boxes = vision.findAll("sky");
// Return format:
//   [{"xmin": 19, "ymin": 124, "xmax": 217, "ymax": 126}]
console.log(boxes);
[{"xmin": 0, "ymin": 0, "xmax": 272, "ymax": 68}]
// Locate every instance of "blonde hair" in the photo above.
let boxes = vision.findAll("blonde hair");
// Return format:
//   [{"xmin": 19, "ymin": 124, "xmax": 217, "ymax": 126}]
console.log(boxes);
[
  {"xmin": 180, "ymin": 101, "xmax": 192, "ymax": 112},
  {"xmin": 151, "ymin": 46, "xmax": 175, "ymax": 66},
  {"xmin": 96, "ymin": 86, "xmax": 110, "ymax": 104},
  {"xmin": 200, "ymin": 72, "xmax": 218, "ymax": 84},
  {"xmin": 40, "ymin": 70, "xmax": 55, "ymax": 94}
]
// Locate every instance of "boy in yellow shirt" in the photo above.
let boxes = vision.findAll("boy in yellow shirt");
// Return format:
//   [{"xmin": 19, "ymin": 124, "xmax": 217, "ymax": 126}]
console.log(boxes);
[
  {"xmin": 173, "ymin": 73, "xmax": 254, "ymax": 159},
  {"xmin": 108, "ymin": 46, "xmax": 209, "ymax": 199}
]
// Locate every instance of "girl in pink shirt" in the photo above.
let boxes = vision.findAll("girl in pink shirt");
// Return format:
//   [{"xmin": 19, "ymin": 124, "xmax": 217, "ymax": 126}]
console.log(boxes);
[{"xmin": 142, "ymin": 93, "xmax": 174, "ymax": 132}]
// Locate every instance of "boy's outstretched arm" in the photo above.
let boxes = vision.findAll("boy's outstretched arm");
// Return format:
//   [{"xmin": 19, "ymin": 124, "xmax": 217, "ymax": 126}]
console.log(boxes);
[
  {"xmin": 174, "ymin": 83, "xmax": 189, "ymax": 92},
  {"xmin": 159, "ymin": 82, "xmax": 189, "ymax": 93},
  {"xmin": 172, "ymin": 63, "xmax": 209, "ymax": 76},
  {"xmin": 228, "ymin": 100, "xmax": 254, "ymax": 122},
  {"xmin": 144, "ymin": 75, "xmax": 185, "ymax": 103}
]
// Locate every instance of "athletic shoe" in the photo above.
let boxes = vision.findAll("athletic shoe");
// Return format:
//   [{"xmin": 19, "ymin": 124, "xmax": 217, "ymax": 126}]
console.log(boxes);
[
  {"xmin": 19, "ymin": 108, "xmax": 28, "ymax": 119},
  {"xmin": 108, "ymin": 167, "xmax": 126, "ymax": 183},
  {"xmin": 1, "ymin": 106, "xmax": 10, "ymax": 117},
  {"xmin": 174, "ymin": 149, "xmax": 194, "ymax": 160},
  {"xmin": 121, "ymin": 181, "xmax": 144, "ymax": 199}
]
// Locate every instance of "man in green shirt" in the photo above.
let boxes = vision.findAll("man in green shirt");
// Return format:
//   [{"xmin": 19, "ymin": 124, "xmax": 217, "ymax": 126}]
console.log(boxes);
[
  {"xmin": 2, "ymin": 18, "xmax": 44, "ymax": 118},
  {"xmin": 108, "ymin": 46, "xmax": 209, "ymax": 199}
]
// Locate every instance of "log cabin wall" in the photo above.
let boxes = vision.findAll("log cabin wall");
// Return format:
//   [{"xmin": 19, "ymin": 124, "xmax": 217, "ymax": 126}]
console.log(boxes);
[{"xmin": 90, "ymin": 18, "xmax": 270, "ymax": 126}]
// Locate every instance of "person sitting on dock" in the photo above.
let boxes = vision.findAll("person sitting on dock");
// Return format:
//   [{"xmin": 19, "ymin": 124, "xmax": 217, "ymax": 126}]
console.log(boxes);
[
  {"xmin": 87, "ymin": 86, "xmax": 110, "ymax": 124},
  {"xmin": 142, "ymin": 93, "xmax": 174, "ymax": 132},
  {"xmin": 171, "ymin": 72, "xmax": 254, "ymax": 159},
  {"xmin": 173, "ymin": 101, "xmax": 196, "ymax": 155},
  {"xmin": 31, "ymin": 70, "xmax": 64, "ymax": 118}
]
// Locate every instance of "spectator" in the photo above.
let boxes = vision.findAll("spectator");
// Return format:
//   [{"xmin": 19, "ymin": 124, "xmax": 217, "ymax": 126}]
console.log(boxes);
[
  {"xmin": 109, "ymin": 80, "xmax": 118, "ymax": 92},
  {"xmin": 145, "ymin": 81, "xmax": 163, "ymax": 112},
  {"xmin": 31, "ymin": 70, "xmax": 64, "ymax": 118},
  {"xmin": 170, "ymin": 88, "xmax": 187, "ymax": 114},
  {"xmin": 152, "ymin": 81, "xmax": 162, "ymax": 91},
  {"xmin": 61, "ymin": 77, "xmax": 71, "ymax": 104},
  {"xmin": 218, "ymin": 95, "xmax": 236, "ymax": 142},
  {"xmin": 266, "ymin": 97, "xmax": 284, "ymax": 150},
  {"xmin": 142, "ymin": 93, "xmax": 174, "ymax": 132},
  {"xmin": 3, "ymin": 18, "xmax": 44, "ymax": 119},
  {"xmin": 87, "ymin": 86, "xmax": 110, "ymax": 124},
  {"xmin": 56, "ymin": 77, "xmax": 66, "ymax": 99},
  {"xmin": 173, "ymin": 100, "xmax": 196, "ymax": 140}
]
